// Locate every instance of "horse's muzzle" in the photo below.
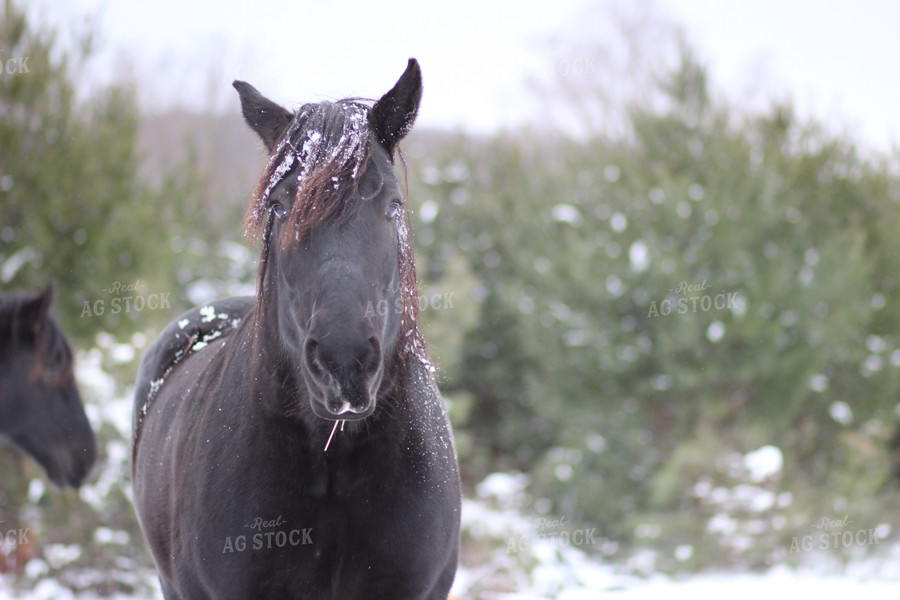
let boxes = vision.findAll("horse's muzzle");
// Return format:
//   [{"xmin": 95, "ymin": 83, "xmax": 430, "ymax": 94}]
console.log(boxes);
[{"xmin": 302, "ymin": 334, "xmax": 382, "ymax": 421}]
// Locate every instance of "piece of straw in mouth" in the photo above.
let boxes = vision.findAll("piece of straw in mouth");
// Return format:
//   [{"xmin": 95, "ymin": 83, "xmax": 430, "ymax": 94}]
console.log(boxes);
[{"xmin": 323, "ymin": 419, "xmax": 345, "ymax": 452}]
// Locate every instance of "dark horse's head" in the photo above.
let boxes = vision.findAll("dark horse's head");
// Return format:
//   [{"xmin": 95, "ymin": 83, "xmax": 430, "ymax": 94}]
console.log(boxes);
[
  {"xmin": 234, "ymin": 59, "xmax": 426, "ymax": 423},
  {"xmin": 0, "ymin": 284, "xmax": 96, "ymax": 487}
]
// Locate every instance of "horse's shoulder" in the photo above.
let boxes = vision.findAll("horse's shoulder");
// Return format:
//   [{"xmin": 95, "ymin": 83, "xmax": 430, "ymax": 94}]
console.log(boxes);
[{"xmin": 133, "ymin": 297, "xmax": 255, "ymax": 414}]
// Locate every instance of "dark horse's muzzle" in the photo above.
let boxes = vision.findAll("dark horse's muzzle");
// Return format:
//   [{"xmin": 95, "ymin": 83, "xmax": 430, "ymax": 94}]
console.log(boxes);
[{"xmin": 302, "ymin": 326, "xmax": 382, "ymax": 420}]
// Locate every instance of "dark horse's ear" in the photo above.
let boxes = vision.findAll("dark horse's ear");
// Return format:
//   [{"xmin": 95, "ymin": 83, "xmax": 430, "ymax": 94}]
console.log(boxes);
[
  {"xmin": 20, "ymin": 282, "xmax": 55, "ymax": 333},
  {"xmin": 370, "ymin": 58, "xmax": 422, "ymax": 157},
  {"xmin": 233, "ymin": 80, "xmax": 294, "ymax": 152}
]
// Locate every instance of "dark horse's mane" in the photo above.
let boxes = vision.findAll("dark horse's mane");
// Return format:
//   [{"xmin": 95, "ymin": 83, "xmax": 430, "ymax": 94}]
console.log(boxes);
[
  {"xmin": 245, "ymin": 99, "xmax": 427, "ymax": 363},
  {"xmin": 0, "ymin": 293, "xmax": 74, "ymax": 387}
]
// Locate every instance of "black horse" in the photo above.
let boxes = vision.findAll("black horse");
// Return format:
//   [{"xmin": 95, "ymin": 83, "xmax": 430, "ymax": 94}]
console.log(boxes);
[
  {"xmin": 0, "ymin": 283, "xmax": 95, "ymax": 488},
  {"xmin": 133, "ymin": 59, "xmax": 461, "ymax": 599}
]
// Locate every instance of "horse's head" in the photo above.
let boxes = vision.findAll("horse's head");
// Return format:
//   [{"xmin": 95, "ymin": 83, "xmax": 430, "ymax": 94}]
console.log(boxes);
[
  {"xmin": 0, "ymin": 284, "xmax": 96, "ymax": 487},
  {"xmin": 235, "ymin": 59, "xmax": 424, "ymax": 423}
]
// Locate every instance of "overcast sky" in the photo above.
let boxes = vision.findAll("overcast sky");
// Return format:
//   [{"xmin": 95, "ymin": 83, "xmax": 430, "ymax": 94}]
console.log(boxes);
[{"xmin": 36, "ymin": 0, "xmax": 900, "ymax": 151}]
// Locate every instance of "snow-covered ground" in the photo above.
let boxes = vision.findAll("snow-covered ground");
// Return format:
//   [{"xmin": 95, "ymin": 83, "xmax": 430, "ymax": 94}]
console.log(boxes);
[
  {"xmin": 448, "ymin": 473, "xmax": 900, "ymax": 599},
  {"xmin": 5, "ymin": 560, "xmax": 900, "ymax": 599}
]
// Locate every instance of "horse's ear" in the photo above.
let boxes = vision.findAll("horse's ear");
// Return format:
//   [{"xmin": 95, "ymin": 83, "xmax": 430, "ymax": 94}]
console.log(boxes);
[
  {"xmin": 370, "ymin": 58, "xmax": 422, "ymax": 156},
  {"xmin": 233, "ymin": 80, "xmax": 294, "ymax": 152},
  {"xmin": 20, "ymin": 282, "xmax": 55, "ymax": 333}
]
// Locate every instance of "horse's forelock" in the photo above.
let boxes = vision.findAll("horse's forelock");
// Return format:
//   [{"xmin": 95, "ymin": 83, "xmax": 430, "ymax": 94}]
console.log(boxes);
[{"xmin": 244, "ymin": 99, "xmax": 375, "ymax": 243}]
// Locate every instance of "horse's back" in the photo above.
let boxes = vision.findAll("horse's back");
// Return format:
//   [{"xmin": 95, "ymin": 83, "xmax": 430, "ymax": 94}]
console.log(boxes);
[{"xmin": 133, "ymin": 296, "xmax": 254, "ymax": 431}]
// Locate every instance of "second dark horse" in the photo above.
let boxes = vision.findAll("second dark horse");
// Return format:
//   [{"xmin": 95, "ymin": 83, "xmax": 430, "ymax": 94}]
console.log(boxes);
[{"xmin": 0, "ymin": 283, "xmax": 95, "ymax": 488}]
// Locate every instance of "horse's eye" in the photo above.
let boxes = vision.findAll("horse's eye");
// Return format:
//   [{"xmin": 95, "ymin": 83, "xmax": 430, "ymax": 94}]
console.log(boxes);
[
  {"xmin": 272, "ymin": 203, "xmax": 287, "ymax": 219},
  {"xmin": 386, "ymin": 200, "xmax": 402, "ymax": 220}
]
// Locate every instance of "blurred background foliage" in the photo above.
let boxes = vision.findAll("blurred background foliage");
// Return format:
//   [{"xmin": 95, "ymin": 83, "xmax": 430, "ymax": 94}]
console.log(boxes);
[{"xmin": 3, "ymin": 0, "xmax": 900, "ymax": 594}]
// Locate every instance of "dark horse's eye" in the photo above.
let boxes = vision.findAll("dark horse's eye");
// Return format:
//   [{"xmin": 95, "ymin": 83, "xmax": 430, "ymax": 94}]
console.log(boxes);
[
  {"xmin": 272, "ymin": 202, "xmax": 287, "ymax": 219},
  {"xmin": 386, "ymin": 200, "xmax": 402, "ymax": 220}
]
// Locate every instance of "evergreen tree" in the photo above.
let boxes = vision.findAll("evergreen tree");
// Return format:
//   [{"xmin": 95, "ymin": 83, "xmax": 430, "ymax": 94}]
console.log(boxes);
[
  {"xmin": 410, "ymin": 43, "xmax": 900, "ymax": 570},
  {"xmin": 0, "ymin": 0, "xmax": 191, "ymax": 342},
  {"xmin": 1, "ymin": 2, "xmax": 200, "ymax": 593}
]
